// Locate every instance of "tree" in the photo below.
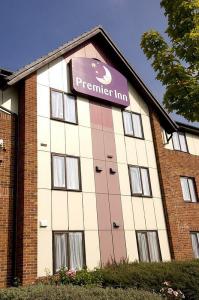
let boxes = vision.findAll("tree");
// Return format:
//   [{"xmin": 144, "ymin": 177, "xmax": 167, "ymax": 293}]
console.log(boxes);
[{"xmin": 141, "ymin": 0, "xmax": 199, "ymax": 122}]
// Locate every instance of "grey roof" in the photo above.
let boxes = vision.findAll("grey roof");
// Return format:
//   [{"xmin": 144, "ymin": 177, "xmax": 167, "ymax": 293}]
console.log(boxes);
[
  {"xmin": 176, "ymin": 121, "xmax": 199, "ymax": 135},
  {"xmin": 8, "ymin": 26, "xmax": 102, "ymax": 85},
  {"xmin": 7, "ymin": 25, "xmax": 178, "ymax": 132}
]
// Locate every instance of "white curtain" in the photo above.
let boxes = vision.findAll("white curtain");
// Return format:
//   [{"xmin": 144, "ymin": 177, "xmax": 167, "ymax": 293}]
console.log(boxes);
[
  {"xmin": 132, "ymin": 114, "xmax": 142, "ymax": 138},
  {"xmin": 69, "ymin": 232, "xmax": 83, "ymax": 270},
  {"xmin": 123, "ymin": 112, "xmax": 133, "ymax": 135},
  {"xmin": 66, "ymin": 157, "xmax": 79, "ymax": 190},
  {"xmin": 180, "ymin": 177, "xmax": 190, "ymax": 201},
  {"xmin": 54, "ymin": 233, "xmax": 67, "ymax": 272},
  {"xmin": 179, "ymin": 133, "xmax": 187, "ymax": 152},
  {"xmin": 147, "ymin": 232, "xmax": 160, "ymax": 262},
  {"xmin": 51, "ymin": 90, "xmax": 63, "ymax": 119},
  {"xmin": 191, "ymin": 233, "xmax": 199, "ymax": 258},
  {"xmin": 141, "ymin": 168, "xmax": 150, "ymax": 196},
  {"xmin": 53, "ymin": 156, "xmax": 66, "ymax": 188},
  {"xmin": 188, "ymin": 179, "xmax": 197, "ymax": 202},
  {"xmin": 64, "ymin": 94, "xmax": 76, "ymax": 123},
  {"xmin": 172, "ymin": 132, "xmax": 180, "ymax": 150},
  {"xmin": 138, "ymin": 232, "xmax": 149, "ymax": 262},
  {"xmin": 131, "ymin": 167, "xmax": 142, "ymax": 194}
]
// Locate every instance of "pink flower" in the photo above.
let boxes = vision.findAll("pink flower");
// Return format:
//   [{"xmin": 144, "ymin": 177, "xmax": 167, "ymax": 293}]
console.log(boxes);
[{"xmin": 67, "ymin": 269, "xmax": 76, "ymax": 278}]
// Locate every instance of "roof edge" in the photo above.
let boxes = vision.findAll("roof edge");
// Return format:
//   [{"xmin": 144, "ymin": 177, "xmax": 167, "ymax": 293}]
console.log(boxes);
[
  {"xmin": 0, "ymin": 106, "xmax": 17, "ymax": 116},
  {"xmin": 176, "ymin": 121, "xmax": 199, "ymax": 136},
  {"xmin": 7, "ymin": 26, "xmax": 177, "ymax": 132},
  {"xmin": 7, "ymin": 26, "xmax": 103, "ymax": 85}
]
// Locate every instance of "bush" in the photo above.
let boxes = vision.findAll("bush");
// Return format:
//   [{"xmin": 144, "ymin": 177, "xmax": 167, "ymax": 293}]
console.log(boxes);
[
  {"xmin": 35, "ymin": 260, "xmax": 199, "ymax": 299},
  {"xmin": 36, "ymin": 268, "xmax": 103, "ymax": 287},
  {"xmin": 93, "ymin": 260, "xmax": 199, "ymax": 299},
  {"xmin": 0, "ymin": 285, "xmax": 161, "ymax": 300}
]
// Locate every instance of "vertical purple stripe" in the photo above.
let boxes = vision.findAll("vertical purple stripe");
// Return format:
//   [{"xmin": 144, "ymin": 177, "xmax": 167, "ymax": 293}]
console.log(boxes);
[{"xmin": 90, "ymin": 101, "xmax": 127, "ymax": 265}]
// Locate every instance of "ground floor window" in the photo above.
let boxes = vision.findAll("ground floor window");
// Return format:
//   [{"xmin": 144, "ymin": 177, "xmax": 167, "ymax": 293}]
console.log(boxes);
[
  {"xmin": 136, "ymin": 231, "xmax": 161, "ymax": 262},
  {"xmin": 191, "ymin": 232, "xmax": 199, "ymax": 258},
  {"xmin": 53, "ymin": 231, "xmax": 85, "ymax": 273}
]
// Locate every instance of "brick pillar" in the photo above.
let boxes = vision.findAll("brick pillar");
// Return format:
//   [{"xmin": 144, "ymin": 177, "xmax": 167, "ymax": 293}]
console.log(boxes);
[
  {"xmin": 150, "ymin": 110, "xmax": 199, "ymax": 260},
  {"xmin": 0, "ymin": 112, "xmax": 16, "ymax": 287},
  {"xmin": 16, "ymin": 73, "xmax": 37, "ymax": 284}
]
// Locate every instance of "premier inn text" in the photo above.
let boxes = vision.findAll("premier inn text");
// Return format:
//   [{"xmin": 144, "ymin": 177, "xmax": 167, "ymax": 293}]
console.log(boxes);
[{"xmin": 75, "ymin": 77, "xmax": 128, "ymax": 102}]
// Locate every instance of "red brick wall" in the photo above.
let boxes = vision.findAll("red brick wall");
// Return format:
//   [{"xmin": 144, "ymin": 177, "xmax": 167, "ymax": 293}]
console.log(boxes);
[
  {"xmin": 150, "ymin": 111, "xmax": 199, "ymax": 260},
  {"xmin": 0, "ymin": 110, "xmax": 16, "ymax": 287},
  {"xmin": 16, "ymin": 73, "xmax": 37, "ymax": 284}
]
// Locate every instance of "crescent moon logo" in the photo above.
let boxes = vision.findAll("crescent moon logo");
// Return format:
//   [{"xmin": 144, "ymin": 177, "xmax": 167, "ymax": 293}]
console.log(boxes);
[{"xmin": 95, "ymin": 66, "xmax": 112, "ymax": 85}]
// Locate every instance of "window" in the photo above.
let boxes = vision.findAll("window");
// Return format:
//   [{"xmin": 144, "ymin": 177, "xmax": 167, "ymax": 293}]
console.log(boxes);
[
  {"xmin": 123, "ymin": 111, "xmax": 144, "ymax": 139},
  {"xmin": 52, "ymin": 154, "xmax": 81, "ymax": 191},
  {"xmin": 180, "ymin": 177, "xmax": 197, "ymax": 202},
  {"xmin": 129, "ymin": 166, "xmax": 152, "ymax": 197},
  {"xmin": 136, "ymin": 231, "xmax": 161, "ymax": 262},
  {"xmin": 53, "ymin": 231, "xmax": 85, "ymax": 272},
  {"xmin": 191, "ymin": 232, "xmax": 199, "ymax": 258},
  {"xmin": 172, "ymin": 132, "xmax": 188, "ymax": 152},
  {"xmin": 51, "ymin": 89, "xmax": 77, "ymax": 124}
]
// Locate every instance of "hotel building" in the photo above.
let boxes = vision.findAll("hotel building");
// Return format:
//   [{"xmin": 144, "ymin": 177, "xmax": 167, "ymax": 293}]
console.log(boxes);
[{"xmin": 0, "ymin": 26, "xmax": 199, "ymax": 287}]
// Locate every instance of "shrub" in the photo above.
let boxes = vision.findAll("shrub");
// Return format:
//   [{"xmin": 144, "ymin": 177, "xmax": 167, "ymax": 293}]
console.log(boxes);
[
  {"xmin": 36, "ymin": 268, "xmax": 103, "ymax": 287},
  {"xmin": 93, "ymin": 260, "xmax": 199, "ymax": 299},
  {"xmin": 35, "ymin": 260, "xmax": 199, "ymax": 299},
  {"xmin": 0, "ymin": 285, "xmax": 162, "ymax": 300}
]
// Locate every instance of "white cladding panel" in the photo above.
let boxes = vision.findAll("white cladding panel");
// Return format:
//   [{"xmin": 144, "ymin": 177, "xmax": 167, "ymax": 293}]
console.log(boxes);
[
  {"xmin": 37, "ymin": 49, "xmax": 171, "ymax": 272},
  {"xmin": 1, "ymin": 86, "xmax": 18, "ymax": 114}
]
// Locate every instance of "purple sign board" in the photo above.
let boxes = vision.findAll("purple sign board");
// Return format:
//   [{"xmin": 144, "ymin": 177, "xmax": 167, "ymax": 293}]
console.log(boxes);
[{"xmin": 70, "ymin": 57, "xmax": 130, "ymax": 107}]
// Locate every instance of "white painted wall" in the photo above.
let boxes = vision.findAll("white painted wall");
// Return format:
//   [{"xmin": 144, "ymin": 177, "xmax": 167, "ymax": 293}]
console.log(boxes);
[
  {"xmin": 37, "ymin": 48, "xmax": 171, "ymax": 276},
  {"xmin": 0, "ymin": 86, "xmax": 18, "ymax": 114},
  {"xmin": 113, "ymin": 82, "xmax": 171, "ymax": 262},
  {"xmin": 162, "ymin": 128, "xmax": 199, "ymax": 155},
  {"xmin": 37, "ymin": 55, "xmax": 100, "ymax": 276}
]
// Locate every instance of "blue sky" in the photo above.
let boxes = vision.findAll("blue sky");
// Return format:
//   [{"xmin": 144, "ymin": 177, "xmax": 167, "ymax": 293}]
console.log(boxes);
[{"xmin": 0, "ymin": 0, "xmax": 197, "ymax": 126}]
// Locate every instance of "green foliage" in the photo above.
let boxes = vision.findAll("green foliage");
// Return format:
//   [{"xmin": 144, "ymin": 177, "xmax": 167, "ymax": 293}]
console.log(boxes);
[
  {"xmin": 141, "ymin": 0, "xmax": 199, "ymax": 122},
  {"xmin": 36, "ymin": 261, "xmax": 199, "ymax": 299},
  {"xmin": 36, "ymin": 268, "xmax": 103, "ymax": 287},
  {"xmin": 0, "ymin": 285, "xmax": 161, "ymax": 300},
  {"xmin": 93, "ymin": 260, "xmax": 199, "ymax": 300}
]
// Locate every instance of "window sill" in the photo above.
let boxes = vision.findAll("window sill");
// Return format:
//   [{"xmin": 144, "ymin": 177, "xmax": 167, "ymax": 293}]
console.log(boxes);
[
  {"xmin": 172, "ymin": 149, "xmax": 189, "ymax": 154},
  {"xmin": 51, "ymin": 117, "xmax": 78, "ymax": 126},
  {"xmin": 131, "ymin": 194, "xmax": 153, "ymax": 198},
  {"xmin": 184, "ymin": 200, "xmax": 199, "ymax": 204},
  {"xmin": 52, "ymin": 187, "xmax": 82, "ymax": 192},
  {"xmin": 125, "ymin": 134, "xmax": 145, "ymax": 140}
]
